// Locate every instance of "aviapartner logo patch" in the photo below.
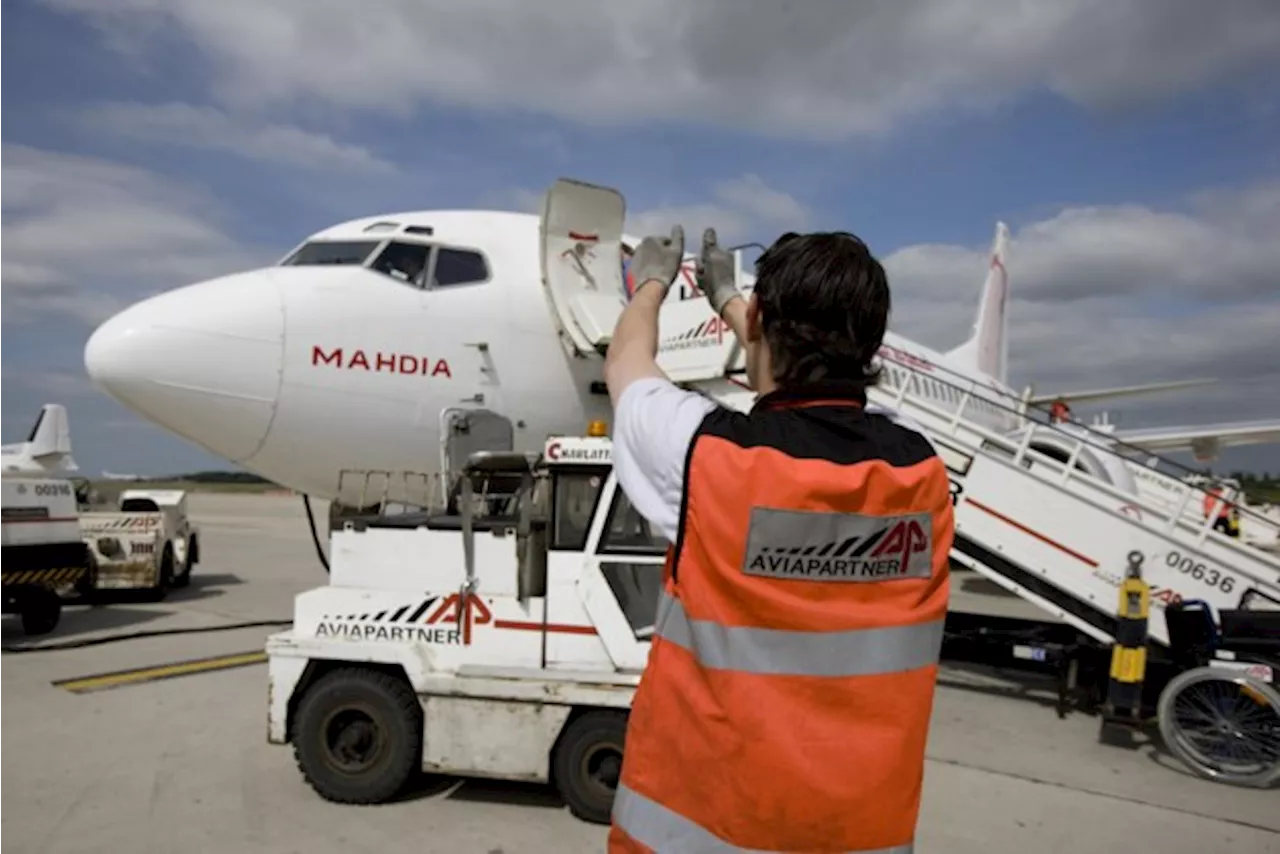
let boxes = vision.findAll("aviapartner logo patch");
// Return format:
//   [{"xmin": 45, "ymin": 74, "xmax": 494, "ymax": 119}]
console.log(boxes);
[{"xmin": 742, "ymin": 507, "xmax": 933, "ymax": 582}]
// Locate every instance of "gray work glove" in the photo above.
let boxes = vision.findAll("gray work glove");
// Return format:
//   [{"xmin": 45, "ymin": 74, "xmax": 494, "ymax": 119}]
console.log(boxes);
[
  {"xmin": 628, "ymin": 225, "xmax": 685, "ymax": 296},
  {"xmin": 696, "ymin": 228, "xmax": 741, "ymax": 316}
]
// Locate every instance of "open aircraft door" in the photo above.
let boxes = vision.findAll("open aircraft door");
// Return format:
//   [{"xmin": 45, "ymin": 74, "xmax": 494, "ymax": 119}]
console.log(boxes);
[{"xmin": 540, "ymin": 178, "xmax": 629, "ymax": 355}]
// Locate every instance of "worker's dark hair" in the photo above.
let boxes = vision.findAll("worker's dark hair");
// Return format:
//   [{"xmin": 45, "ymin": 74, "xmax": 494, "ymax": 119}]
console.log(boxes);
[{"xmin": 751, "ymin": 230, "xmax": 890, "ymax": 387}]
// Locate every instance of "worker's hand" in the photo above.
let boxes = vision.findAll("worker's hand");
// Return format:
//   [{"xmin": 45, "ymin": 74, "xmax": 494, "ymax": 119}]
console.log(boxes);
[
  {"xmin": 696, "ymin": 228, "xmax": 741, "ymax": 315},
  {"xmin": 628, "ymin": 225, "xmax": 685, "ymax": 297}
]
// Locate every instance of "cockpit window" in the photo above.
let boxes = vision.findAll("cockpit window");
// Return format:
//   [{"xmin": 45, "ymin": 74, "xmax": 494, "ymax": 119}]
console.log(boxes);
[
  {"xmin": 432, "ymin": 249, "xmax": 489, "ymax": 287},
  {"xmin": 282, "ymin": 240, "xmax": 380, "ymax": 266},
  {"xmin": 370, "ymin": 241, "xmax": 431, "ymax": 285}
]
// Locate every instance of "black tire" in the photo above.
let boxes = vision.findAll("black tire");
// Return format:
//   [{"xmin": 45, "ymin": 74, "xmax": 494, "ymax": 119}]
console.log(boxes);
[
  {"xmin": 144, "ymin": 548, "xmax": 173, "ymax": 602},
  {"xmin": 21, "ymin": 586, "xmax": 61, "ymax": 635},
  {"xmin": 172, "ymin": 541, "xmax": 193, "ymax": 589},
  {"xmin": 552, "ymin": 710, "xmax": 627, "ymax": 824},
  {"xmin": 75, "ymin": 557, "xmax": 101, "ymax": 605},
  {"xmin": 292, "ymin": 668, "xmax": 423, "ymax": 804}
]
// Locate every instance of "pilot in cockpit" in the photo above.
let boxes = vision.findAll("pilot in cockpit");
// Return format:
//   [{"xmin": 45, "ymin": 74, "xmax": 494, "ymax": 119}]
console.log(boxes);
[{"xmin": 373, "ymin": 243, "xmax": 428, "ymax": 284}]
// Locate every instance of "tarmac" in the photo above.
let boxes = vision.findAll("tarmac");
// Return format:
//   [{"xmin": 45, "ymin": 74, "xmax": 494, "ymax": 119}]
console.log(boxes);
[{"xmin": 2, "ymin": 493, "xmax": 1277, "ymax": 854}]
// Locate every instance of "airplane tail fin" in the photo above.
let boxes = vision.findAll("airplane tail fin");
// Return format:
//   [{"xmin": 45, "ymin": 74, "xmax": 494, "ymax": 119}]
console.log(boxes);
[
  {"xmin": 946, "ymin": 222, "xmax": 1011, "ymax": 384},
  {"xmin": 27, "ymin": 403, "xmax": 73, "ymax": 461}
]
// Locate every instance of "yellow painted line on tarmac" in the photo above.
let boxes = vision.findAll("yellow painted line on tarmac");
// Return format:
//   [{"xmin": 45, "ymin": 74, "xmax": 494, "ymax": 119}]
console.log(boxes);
[{"xmin": 54, "ymin": 650, "xmax": 268, "ymax": 694}]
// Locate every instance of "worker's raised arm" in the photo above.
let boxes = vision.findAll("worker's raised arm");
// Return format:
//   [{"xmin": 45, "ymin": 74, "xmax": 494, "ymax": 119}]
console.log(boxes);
[{"xmin": 603, "ymin": 225, "xmax": 685, "ymax": 408}]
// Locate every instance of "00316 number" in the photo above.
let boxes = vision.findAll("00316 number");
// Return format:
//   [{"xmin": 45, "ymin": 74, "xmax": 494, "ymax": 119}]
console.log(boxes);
[{"xmin": 1165, "ymin": 549, "xmax": 1235, "ymax": 595}]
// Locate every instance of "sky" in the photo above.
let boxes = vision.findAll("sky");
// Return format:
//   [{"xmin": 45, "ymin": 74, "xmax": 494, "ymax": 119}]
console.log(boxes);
[{"xmin": 3, "ymin": 0, "xmax": 1280, "ymax": 478}]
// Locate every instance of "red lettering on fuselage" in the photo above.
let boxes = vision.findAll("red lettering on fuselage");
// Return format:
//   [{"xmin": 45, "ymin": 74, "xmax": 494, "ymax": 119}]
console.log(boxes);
[
  {"xmin": 311, "ymin": 346, "xmax": 452, "ymax": 378},
  {"xmin": 878, "ymin": 343, "xmax": 934, "ymax": 372}
]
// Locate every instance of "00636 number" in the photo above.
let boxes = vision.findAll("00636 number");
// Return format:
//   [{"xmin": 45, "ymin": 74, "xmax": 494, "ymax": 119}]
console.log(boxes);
[{"xmin": 1165, "ymin": 550, "xmax": 1235, "ymax": 595}]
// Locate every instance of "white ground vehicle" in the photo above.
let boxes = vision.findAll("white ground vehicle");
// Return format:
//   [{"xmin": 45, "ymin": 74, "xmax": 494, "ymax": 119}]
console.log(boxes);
[
  {"xmin": 80, "ymin": 489, "xmax": 199, "ymax": 597},
  {"xmin": 270, "ymin": 435, "xmax": 652, "ymax": 822},
  {"xmin": 2, "ymin": 473, "xmax": 93, "ymax": 634}
]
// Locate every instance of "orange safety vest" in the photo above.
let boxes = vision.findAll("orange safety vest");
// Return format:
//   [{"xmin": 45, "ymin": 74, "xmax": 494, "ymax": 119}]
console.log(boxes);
[
  {"xmin": 1203, "ymin": 487, "xmax": 1229, "ymax": 521},
  {"xmin": 610, "ymin": 382, "xmax": 954, "ymax": 854}
]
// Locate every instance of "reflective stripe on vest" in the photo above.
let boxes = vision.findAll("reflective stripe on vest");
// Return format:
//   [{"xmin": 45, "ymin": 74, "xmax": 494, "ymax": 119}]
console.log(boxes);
[
  {"xmin": 613, "ymin": 783, "xmax": 915, "ymax": 854},
  {"xmin": 655, "ymin": 589, "xmax": 945, "ymax": 677}
]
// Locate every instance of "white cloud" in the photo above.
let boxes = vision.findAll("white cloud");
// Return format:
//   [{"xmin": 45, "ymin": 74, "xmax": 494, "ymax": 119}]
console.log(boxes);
[
  {"xmin": 492, "ymin": 174, "xmax": 809, "ymax": 247},
  {"xmin": 40, "ymin": 0, "xmax": 1280, "ymax": 141},
  {"xmin": 626, "ymin": 174, "xmax": 810, "ymax": 246},
  {"xmin": 72, "ymin": 102, "xmax": 394, "ymax": 173},
  {"xmin": 1, "ymin": 143, "xmax": 269, "ymax": 325},
  {"xmin": 881, "ymin": 180, "xmax": 1280, "ymax": 426}
]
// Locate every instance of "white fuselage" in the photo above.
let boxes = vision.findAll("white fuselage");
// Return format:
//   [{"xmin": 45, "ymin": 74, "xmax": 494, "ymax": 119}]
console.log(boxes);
[{"xmin": 84, "ymin": 210, "xmax": 1021, "ymax": 504}]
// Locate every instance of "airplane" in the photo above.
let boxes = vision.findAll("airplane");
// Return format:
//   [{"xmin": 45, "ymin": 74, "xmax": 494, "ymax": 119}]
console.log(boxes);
[
  {"xmin": 1, "ymin": 404, "xmax": 78, "ymax": 476},
  {"xmin": 82, "ymin": 178, "xmax": 1280, "ymax": 512}
]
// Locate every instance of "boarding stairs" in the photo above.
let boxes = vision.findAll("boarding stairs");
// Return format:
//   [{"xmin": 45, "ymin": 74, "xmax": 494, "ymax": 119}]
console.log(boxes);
[
  {"xmin": 538, "ymin": 178, "xmax": 1280, "ymax": 650},
  {"xmin": 867, "ymin": 367, "xmax": 1280, "ymax": 647}
]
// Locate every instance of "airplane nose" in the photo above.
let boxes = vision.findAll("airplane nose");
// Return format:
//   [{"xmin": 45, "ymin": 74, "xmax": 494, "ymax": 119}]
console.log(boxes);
[{"xmin": 85, "ymin": 271, "xmax": 285, "ymax": 463}]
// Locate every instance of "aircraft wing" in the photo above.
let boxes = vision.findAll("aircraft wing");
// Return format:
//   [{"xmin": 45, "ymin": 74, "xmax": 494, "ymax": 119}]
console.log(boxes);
[
  {"xmin": 1111, "ymin": 419, "xmax": 1280, "ymax": 460},
  {"xmin": 1027, "ymin": 378, "xmax": 1215, "ymax": 406}
]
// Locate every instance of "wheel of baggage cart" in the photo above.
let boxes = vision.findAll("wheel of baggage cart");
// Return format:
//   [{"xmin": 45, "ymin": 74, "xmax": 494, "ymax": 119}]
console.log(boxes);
[
  {"xmin": 20, "ymin": 585, "xmax": 62, "ymax": 636},
  {"xmin": 1157, "ymin": 665, "xmax": 1280, "ymax": 789},
  {"xmin": 552, "ymin": 710, "xmax": 627, "ymax": 824},
  {"xmin": 292, "ymin": 668, "xmax": 423, "ymax": 804},
  {"xmin": 172, "ymin": 551, "xmax": 192, "ymax": 589},
  {"xmin": 144, "ymin": 547, "xmax": 174, "ymax": 602},
  {"xmin": 75, "ymin": 554, "xmax": 100, "ymax": 603}
]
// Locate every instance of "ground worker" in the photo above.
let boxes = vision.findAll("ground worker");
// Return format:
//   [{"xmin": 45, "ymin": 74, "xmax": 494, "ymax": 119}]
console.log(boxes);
[
  {"xmin": 1203, "ymin": 481, "xmax": 1238, "ymax": 537},
  {"xmin": 602, "ymin": 225, "xmax": 955, "ymax": 853}
]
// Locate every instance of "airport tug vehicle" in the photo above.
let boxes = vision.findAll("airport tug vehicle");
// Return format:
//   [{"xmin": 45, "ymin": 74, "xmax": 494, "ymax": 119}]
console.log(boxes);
[
  {"xmin": 79, "ymin": 489, "xmax": 200, "ymax": 598},
  {"xmin": 268, "ymin": 430, "xmax": 662, "ymax": 822},
  {"xmin": 2, "ymin": 473, "xmax": 93, "ymax": 635},
  {"xmin": 267, "ymin": 179, "xmax": 1279, "ymax": 813}
]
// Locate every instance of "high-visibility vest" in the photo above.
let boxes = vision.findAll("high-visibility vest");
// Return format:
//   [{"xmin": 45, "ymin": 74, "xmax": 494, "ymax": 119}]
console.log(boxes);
[
  {"xmin": 609, "ymin": 382, "xmax": 954, "ymax": 854},
  {"xmin": 1204, "ymin": 488, "xmax": 1229, "ymax": 521}
]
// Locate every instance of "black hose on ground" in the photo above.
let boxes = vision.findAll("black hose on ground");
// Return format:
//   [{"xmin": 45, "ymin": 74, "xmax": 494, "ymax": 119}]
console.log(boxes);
[{"xmin": 302, "ymin": 493, "xmax": 331, "ymax": 573}]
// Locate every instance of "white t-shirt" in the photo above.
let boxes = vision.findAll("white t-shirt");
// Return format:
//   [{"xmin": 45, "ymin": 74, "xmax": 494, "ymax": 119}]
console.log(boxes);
[
  {"xmin": 611, "ymin": 377, "xmax": 927, "ymax": 545},
  {"xmin": 612, "ymin": 378, "xmax": 718, "ymax": 544}
]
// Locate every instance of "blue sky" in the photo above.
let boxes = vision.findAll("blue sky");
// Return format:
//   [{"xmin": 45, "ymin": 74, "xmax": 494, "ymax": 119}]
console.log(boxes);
[{"xmin": 4, "ymin": 0, "xmax": 1280, "ymax": 477}]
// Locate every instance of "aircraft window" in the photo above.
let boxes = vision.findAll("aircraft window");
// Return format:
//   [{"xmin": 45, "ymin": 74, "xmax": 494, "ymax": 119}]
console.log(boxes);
[
  {"xmin": 432, "ymin": 248, "xmax": 489, "ymax": 287},
  {"xmin": 551, "ymin": 469, "xmax": 606, "ymax": 551},
  {"xmin": 370, "ymin": 241, "xmax": 431, "ymax": 285},
  {"xmin": 599, "ymin": 488, "xmax": 668, "ymax": 555},
  {"xmin": 283, "ymin": 240, "xmax": 380, "ymax": 266}
]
